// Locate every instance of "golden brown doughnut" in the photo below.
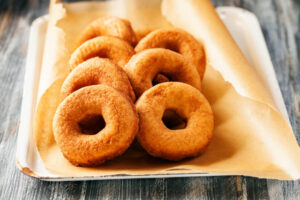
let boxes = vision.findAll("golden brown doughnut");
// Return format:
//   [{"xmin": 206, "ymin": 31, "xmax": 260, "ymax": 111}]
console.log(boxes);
[
  {"xmin": 135, "ymin": 28, "xmax": 206, "ymax": 79},
  {"xmin": 125, "ymin": 48, "xmax": 201, "ymax": 97},
  {"xmin": 74, "ymin": 16, "xmax": 137, "ymax": 50},
  {"xmin": 53, "ymin": 85, "xmax": 139, "ymax": 166},
  {"xmin": 135, "ymin": 28, "xmax": 171, "ymax": 85},
  {"xmin": 69, "ymin": 36, "xmax": 135, "ymax": 71},
  {"xmin": 152, "ymin": 74, "xmax": 170, "ymax": 85},
  {"xmin": 135, "ymin": 28, "xmax": 156, "ymax": 42},
  {"xmin": 61, "ymin": 57, "xmax": 135, "ymax": 102},
  {"xmin": 136, "ymin": 82, "xmax": 214, "ymax": 161}
]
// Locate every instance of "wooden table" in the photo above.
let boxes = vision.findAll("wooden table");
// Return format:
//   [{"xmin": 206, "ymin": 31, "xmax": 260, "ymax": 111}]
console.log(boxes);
[{"xmin": 1, "ymin": 0, "xmax": 299, "ymax": 199}]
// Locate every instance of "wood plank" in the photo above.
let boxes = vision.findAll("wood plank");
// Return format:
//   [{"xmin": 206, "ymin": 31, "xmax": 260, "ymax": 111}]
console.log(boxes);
[{"xmin": 237, "ymin": 0, "xmax": 300, "ymax": 199}]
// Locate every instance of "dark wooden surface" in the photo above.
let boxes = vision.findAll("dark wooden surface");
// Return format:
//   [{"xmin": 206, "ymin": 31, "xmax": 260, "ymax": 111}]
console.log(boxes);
[{"xmin": 0, "ymin": 0, "xmax": 299, "ymax": 199}]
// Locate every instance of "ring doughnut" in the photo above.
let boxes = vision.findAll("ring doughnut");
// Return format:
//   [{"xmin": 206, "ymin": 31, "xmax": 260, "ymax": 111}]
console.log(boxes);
[
  {"xmin": 74, "ymin": 16, "xmax": 137, "ymax": 50},
  {"xmin": 69, "ymin": 36, "xmax": 135, "ymax": 71},
  {"xmin": 125, "ymin": 48, "xmax": 201, "ymax": 97},
  {"xmin": 61, "ymin": 57, "xmax": 136, "ymax": 102},
  {"xmin": 53, "ymin": 85, "xmax": 139, "ymax": 166},
  {"xmin": 135, "ymin": 28, "xmax": 206, "ymax": 80},
  {"xmin": 136, "ymin": 82, "xmax": 214, "ymax": 161}
]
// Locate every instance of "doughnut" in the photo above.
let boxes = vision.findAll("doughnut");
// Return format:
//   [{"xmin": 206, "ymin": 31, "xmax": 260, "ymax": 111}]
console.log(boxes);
[
  {"xmin": 135, "ymin": 28, "xmax": 156, "ymax": 42},
  {"xmin": 125, "ymin": 48, "xmax": 201, "ymax": 97},
  {"xmin": 69, "ymin": 36, "xmax": 135, "ymax": 71},
  {"xmin": 152, "ymin": 73, "xmax": 169, "ymax": 85},
  {"xmin": 136, "ymin": 82, "xmax": 214, "ymax": 161},
  {"xmin": 135, "ymin": 28, "xmax": 206, "ymax": 80},
  {"xmin": 135, "ymin": 28, "xmax": 171, "ymax": 85},
  {"xmin": 74, "ymin": 16, "xmax": 137, "ymax": 50},
  {"xmin": 61, "ymin": 57, "xmax": 136, "ymax": 102},
  {"xmin": 53, "ymin": 85, "xmax": 139, "ymax": 166}
]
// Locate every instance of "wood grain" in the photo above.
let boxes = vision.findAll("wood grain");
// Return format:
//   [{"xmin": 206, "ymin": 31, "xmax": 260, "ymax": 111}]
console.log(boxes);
[{"xmin": 0, "ymin": 0, "xmax": 299, "ymax": 199}]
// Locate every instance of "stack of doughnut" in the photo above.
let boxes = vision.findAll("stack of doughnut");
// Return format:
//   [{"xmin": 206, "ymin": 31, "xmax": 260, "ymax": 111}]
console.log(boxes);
[{"xmin": 53, "ymin": 16, "xmax": 214, "ymax": 166}]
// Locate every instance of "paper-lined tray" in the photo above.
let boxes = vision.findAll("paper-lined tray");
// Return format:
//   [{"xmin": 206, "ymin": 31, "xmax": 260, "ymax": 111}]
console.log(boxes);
[{"xmin": 16, "ymin": 7, "xmax": 291, "ymax": 181}]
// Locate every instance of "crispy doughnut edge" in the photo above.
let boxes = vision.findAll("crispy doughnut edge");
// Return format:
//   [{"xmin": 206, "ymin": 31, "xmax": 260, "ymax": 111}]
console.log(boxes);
[
  {"xmin": 135, "ymin": 82, "xmax": 214, "ymax": 161},
  {"xmin": 61, "ymin": 57, "xmax": 136, "ymax": 102},
  {"xmin": 53, "ymin": 85, "xmax": 139, "ymax": 166},
  {"xmin": 74, "ymin": 16, "xmax": 137, "ymax": 50}
]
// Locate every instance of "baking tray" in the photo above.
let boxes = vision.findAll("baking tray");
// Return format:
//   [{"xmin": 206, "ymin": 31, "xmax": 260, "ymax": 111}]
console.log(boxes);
[{"xmin": 16, "ymin": 7, "xmax": 290, "ymax": 181}]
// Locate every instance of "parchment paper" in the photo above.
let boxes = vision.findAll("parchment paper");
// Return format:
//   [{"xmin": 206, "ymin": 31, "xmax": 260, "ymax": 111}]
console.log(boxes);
[{"xmin": 34, "ymin": 0, "xmax": 300, "ymax": 180}]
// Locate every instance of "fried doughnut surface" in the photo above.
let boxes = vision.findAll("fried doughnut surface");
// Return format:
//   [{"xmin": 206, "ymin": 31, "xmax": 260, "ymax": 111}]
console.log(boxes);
[
  {"xmin": 136, "ymin": 82, "xmax": 214, "ymax": 161},
  {"xmin": 69, "ymin": 36, "xmax": 134, "ymax": 71},
  {"xmin": 61, "ymin": 57, "xmax": 135, "ymax": 102},
  {"xmin": 53, "ymin": 85, "xmax": 139, "ymax": 166},
  {"xmin": 135, "ymin": 28, "xmax": 155, "ymax": 43},
  {"xmin": 125, "ymin": 48, "xmax": 201, "ymax": 97},
  {"xmin": 135, "ymin": 28, "xmax": 206, "ymax": 79},
  {"xmin": 74, "ymin": 16, "xmax": 137, "ymax": 50}
]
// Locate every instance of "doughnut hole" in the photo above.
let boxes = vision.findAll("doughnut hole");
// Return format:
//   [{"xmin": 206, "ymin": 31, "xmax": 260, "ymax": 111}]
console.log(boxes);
[
  {"xmin": 152, "ymin": 73, "xmax": 170, "ymax": 86},
  {"xmin": 164, "ymin": 42, "xmax": 180, "ymax": 53},
  {"xmin": 78, "ymin": 114, "xmax": 106, "ymax": 135},
  {"xmin": 162, "ymin": 109, "xmax": 187, "ymax": 130},
  {"xmin": 70, "ymin": 79, "xmax": 99, "ymax": 95},
  {"xmin": 86, "ymin": 50, "xmax": 110, "ymax": 62}
]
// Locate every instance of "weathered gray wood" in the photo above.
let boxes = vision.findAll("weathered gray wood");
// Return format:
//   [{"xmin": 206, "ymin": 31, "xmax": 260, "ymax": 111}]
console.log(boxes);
[{"xmin": 0, "ymin": 0, "xmax": 299, "ymax": 199}]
